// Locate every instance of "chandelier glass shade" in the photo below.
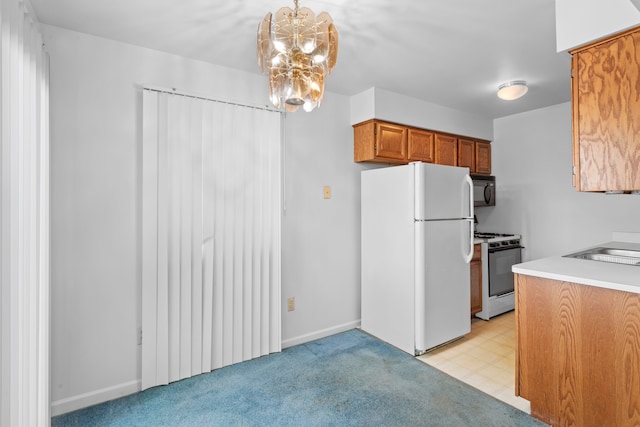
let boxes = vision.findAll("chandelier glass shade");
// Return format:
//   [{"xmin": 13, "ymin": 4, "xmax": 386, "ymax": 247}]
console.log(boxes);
[{"xmin": 257, "ymin": 0, "xmax": 338, "ymax": 112}]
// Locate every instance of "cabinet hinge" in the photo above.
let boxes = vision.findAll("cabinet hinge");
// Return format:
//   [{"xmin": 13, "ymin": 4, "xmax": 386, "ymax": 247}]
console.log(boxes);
[
  {"xmin": 374, "ymin": 142, "xmax": 377, "ymax": 151},
  {"xmin": 572, "ymin": 165, "xmax": 576, "ymax": 175}
]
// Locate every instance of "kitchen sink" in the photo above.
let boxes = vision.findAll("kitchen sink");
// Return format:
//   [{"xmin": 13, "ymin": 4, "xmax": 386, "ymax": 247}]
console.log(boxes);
[{"xmin": 564, "ymin": 247, "xmax": 640, "ymax": 266}]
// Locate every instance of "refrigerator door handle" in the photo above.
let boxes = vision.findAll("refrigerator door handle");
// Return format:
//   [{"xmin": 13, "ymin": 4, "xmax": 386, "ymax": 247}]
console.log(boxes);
[
  {"xmin": 465, "ymin": 174, "xmax": 474, "ymax": 220},
  {"xmin": 464, "ymin": 219, "xmax": 474, "ymax": 263},
  {"xmin": 464, "ymin": 175, "xmax": 474, "ymax": 264}
]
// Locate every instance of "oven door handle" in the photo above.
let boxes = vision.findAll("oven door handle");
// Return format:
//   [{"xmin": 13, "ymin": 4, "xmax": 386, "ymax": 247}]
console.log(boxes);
[{"xmin": 488, "ymin": 245, "xmax": 523, "ymax": 253}]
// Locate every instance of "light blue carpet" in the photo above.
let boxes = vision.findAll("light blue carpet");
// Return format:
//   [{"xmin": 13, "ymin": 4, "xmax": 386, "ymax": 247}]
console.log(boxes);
[{"xmin": 52, "ymin": 329, "xmax": 546, "ymax": 426}]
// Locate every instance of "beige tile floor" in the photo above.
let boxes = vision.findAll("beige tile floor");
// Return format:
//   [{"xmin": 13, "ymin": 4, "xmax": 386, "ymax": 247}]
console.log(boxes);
[{"xmin": 417, "ymin": 310, "xmax": 531, "ymax": 414}]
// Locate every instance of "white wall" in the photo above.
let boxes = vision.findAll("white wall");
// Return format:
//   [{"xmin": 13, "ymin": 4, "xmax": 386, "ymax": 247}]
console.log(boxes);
[
  {"xmin": 555, "ymin": 0, "xmax": 640, "ymax": 51},
  {"xmin": 281, "ymin": 97, "xmax": 371, "ymax": 346},
  {"xmin": 49, "ymin": 17, "xmax": 640, "ymax": 417},
  {"xmin": 476, "ymin": 102, "xmax": 640, "ymax": 261},
  {"xmin": 350, "ymin": 88, "xmax": 493, "ymax": 141},
  {"xmin": 43, "ymin": 24, "xmax": 366, "ymax": 414}
]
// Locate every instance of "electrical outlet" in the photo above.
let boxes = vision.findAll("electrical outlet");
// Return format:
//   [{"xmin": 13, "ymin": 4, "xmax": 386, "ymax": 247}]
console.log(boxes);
[
  {"xmin": 287, "ymin": 297, "xmax": 295, "ymax": 312},
  {"xmin": 137, "ymin": 327, "xmax": 142, "ymax": 345},
  {"xmin": 323, "ymin": 186, "xmax": 331, "ymax": 199}
]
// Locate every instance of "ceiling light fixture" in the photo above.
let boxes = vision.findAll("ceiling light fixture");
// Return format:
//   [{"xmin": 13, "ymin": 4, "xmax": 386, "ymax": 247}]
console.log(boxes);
[
  {"xmin": 257, "ymin": 0, "xmax": 338, "ymax": 112},
  {"xmin": 497, "ymin": 80, "xmax": 528, "ymax": 101}
]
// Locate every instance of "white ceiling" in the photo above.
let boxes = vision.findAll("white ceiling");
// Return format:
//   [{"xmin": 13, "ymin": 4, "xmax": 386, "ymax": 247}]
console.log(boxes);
[{"xmin": 30, "ymin": 0, "xmax": 573, "ymax": 119}]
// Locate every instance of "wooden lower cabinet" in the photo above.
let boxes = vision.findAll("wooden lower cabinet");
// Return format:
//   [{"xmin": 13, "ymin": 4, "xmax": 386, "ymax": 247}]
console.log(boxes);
[
  {"xmin": 515, "ymin": 274, "xmax": 640, "ymax": 426},
  {"xmin": 470, "ymin": 244, "xmax": 482, "ymax": 316}
]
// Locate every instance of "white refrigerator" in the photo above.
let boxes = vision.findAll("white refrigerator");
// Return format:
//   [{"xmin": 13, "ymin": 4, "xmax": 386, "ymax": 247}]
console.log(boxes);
[{"xmin": 361, "ymin": 162, "xmax": 474, "ymax": 355}]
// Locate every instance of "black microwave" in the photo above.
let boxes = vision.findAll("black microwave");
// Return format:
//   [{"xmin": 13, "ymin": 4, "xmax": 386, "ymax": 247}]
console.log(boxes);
[{"xmin": 471, "ymin": 175, "xmax": 495, "ymax": 207}]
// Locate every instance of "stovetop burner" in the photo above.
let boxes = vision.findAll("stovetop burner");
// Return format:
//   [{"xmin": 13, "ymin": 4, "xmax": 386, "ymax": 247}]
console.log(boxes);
[
  {"xmin": 474, "ymin": 232, "xmax": 516, "ymax": 238},
  {"xmin": 474, "ymin": 231, "xmax": 522, "ymax": 246}
]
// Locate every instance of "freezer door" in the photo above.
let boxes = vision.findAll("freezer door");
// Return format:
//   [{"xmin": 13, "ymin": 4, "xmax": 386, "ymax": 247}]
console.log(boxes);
[
  {"xmin": 414, "ymin": 162, "xmax": 473, "ymax": 220},
  {"xmin": 415, "ymin": 220, "xmax": 471, "ymax": 352}
]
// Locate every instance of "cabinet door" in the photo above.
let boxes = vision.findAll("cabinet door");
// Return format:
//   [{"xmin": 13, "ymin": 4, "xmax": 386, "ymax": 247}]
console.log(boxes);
[
  {"xmin": 475, "ymin": 141, "xmax": 492, "ymax": 175},
  {"xmin": 375, "ymin": 122, "xmax": 407, "ymax": 161},
  {"xmin": 470, "ymin": 244, "xmax": 482, "ymax": 316},
  {"xmin": 435, "ymin": 134, "xmax": 457, "ymax": 166},
  {"xmin": 408, "ymin": 128, "xmax": 435, "ymax": 162},
  {"xmin": 516, "ymin": 274, "xmax": 640, "ymax": 425},
  {"xmin": 458, "ymin": 139, "xmax": 476, "ymax": 173},
  {"xmin": 353, "ymin": 120, "xmax": 376, "ymax": 162},
  {"xmin": 572, "ymin": 28, "xmax": 640, "ymax": 191}
]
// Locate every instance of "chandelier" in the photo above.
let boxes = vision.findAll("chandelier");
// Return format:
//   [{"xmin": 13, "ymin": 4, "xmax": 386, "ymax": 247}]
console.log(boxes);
[{"xmin": 257, "ymin": 0, "xmax": 338, "ymax": 112}]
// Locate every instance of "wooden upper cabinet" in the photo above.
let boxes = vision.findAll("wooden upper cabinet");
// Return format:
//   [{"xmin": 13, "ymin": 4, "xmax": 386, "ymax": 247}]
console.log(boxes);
[
  {"xmin": 354, "ymin": 120, "xmax": 407, "ymax": 163},
  {"xmin": 571, "ymin": 26, "xmax": 640, "ymax": 192},
  {"xmin": 435, "ymin": 134, "xmax": 458, "ymax": 166},
  {"xmin": 354, "ymin": 119, "xmax": 491, "ymax": 171},
  {"xmin": 407, "ymin": 128, "xmax": 435, "ymax": 162},
  {"xmin": 375, "ymin": 122, "xmax": 407, "ymax": 161},
  {"xmin": 458, "ymin": 138, "xmax": 476, "ymax": 173},
  {"xmin": 475, "ymin": 141, "xmax": 491, "ymax": 175},
  {"xmin": 459, "ymin": 138, "xmax": 491, "ymax": 175}
]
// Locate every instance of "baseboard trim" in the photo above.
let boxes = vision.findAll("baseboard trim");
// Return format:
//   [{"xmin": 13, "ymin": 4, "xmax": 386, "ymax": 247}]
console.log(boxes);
[
  {"xmin": 51, "ymin": 322, "xmax": 362, "ymax": 416},
  {"xmin": 50, "ymin": 379, "xmax": 141, "ymax": 417},
  {"xmin": 281, "ymin": 320, "xmax": 361, "ymax": 349}
]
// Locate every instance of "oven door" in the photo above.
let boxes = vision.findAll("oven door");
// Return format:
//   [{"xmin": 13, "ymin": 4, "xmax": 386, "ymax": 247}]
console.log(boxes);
[{"xmin": 488, "ymin": 246, "xmax": 521, "ymax": 297}]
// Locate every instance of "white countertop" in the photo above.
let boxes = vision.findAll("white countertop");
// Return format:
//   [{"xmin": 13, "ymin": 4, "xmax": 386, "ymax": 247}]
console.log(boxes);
[{"xmin": 512, "ymin": 241, "xmax": 640, "ymax": 294}]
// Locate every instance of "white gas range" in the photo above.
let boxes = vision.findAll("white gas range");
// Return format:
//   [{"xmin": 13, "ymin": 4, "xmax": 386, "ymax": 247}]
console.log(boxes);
[{"xmin": 474, "ymin": 232, "xmax": 522, "ymax": 320}]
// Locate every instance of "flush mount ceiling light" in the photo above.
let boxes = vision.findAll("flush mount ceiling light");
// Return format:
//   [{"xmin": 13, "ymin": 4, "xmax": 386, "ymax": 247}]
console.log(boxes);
[
  {"xmin": 497, "ymin": 80, "xmax": 528, "ymax": 101},
  {"xmin": 257, "ymin": 0, "xmax": 338, "ymax": 112}
]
